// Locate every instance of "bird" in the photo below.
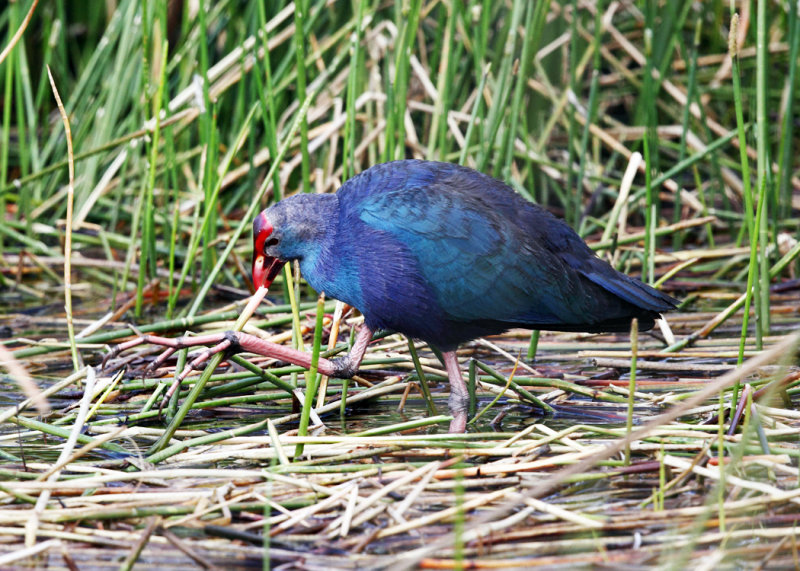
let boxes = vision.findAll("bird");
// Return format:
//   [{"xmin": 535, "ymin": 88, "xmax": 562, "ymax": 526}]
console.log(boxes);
[{"xmin": 251, "ymin": 159, "xmax": 678, "ymax": 431}]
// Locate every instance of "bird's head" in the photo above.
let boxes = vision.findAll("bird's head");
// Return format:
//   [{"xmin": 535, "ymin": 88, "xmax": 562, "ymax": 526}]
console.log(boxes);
[
  {"xmin": 252, "ymin": 210, "xmax": 286, "ymax": 289},
  {"xmin": 252, "ymin": 194, "xmax": 337, "ymax": 289}
]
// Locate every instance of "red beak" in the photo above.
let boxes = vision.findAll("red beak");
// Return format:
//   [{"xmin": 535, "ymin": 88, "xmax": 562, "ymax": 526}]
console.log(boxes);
[
  {"xmin": 252, "ymin": 212, "xmax": 286, "ymax": 289},
  {"xmin": 252, "ymin": 254, "xmax": 285, "ymax": 289}
]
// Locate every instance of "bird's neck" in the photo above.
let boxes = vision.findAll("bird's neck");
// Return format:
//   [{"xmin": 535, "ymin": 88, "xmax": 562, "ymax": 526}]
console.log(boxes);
[
  {"xmin": 294, "ymin": 194, "xmax": 339, "ymax": 278},
  {"xmin": 296, "ymin": 196, "xmax": 369, "ymax": 310}
]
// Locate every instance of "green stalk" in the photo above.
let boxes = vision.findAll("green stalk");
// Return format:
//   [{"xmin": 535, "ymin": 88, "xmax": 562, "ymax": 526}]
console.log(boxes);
[
  {"xmin": 778, "ymin": 0, "xmax": 800, "ymax": 220},
  {"xmin": 574, "ymin": 2, "xmax": 603, "ymax": 235},
  {"xmin": 342, "ymin": 0, "xmax": 367, "ymax": 180},
  {"xmin": 196, "ymin": 0, "xmax": 214, "ymax": 280},
  {"xmin": 454, "ymin": 472, "xmax": 465, "ymax": 568},
  {"xmin": 285, "ymin": 262, "xmax": 301, "ymax": 391},
  {"xmin": 135, "ymin": 41, "xmax": 168, "ymax": 316},
  {"xmin": 262, "ymin": 483, "xmax": 272, "ymax": 571},
  {"xmin": 427, "ymin": 0, "xmax": 458, "ymax": 160},
  {"xmin": 385, "ymin": 0, "xmax": 422, "ymax": 161},
  {"xmin": 255, "ymin": 0, "xmax": 282, "ymax": 200},
  {"xmin": 292, "ymin": 0, "xmax": 311, "ymax": 192},
  {"xmin": 674, "ymin": 18, "xmax": 702, "ymax": 249},
  {"xmin": 226, "ymin": 355, "xmax": 297, "ymax": 396},
  {"xmin": 0, "ymin": 3, "xmax": 15, "ymax": 256},
  {"xmin": 736, "ymin": 183, "xmax": 768, "ymax": 401},
  {"xmin": 474, "ymin": 361, "xmax": 554, "ymax": 412},
  {"xmin": 284, "ymin": 262, "xmax": 304, "ymax": 355},
  {"xmin": 15, "ymin": 6, "xmax": 34, "ymax": 228},
  {"xmin": 566, "ymin": 0, "xmax": 579, "ymax": 227},
  {"xmin": 477, "ymin": 0, "xmax": 524, "ymax": 173},
  {"xmin": 526, "ymin": 329, "xmax": 540, "ymax": 361},
  {"xmin": 165, "ymin": 131, "xmax": 180, "ymax": 319},
  {"xmin": 294, "ymin": 294, "xmax": 325, "ymax": 458},
  {"xmin": 408, "ymin": 339, "xmax": 437, "ymax": 416},
  {"xmin": 755, "ymin": 0, "xmax": 771, "ymax": 336},
  {"xmin": 501, "ymin": 0, "xmax": 539, "ymax": 180},
  {"xmin": 458, "ymin": 64, "xmax": 489, "ymax": 166},
  {"xmin": 642, "ymin": 19, "xmax": 656, "ymax": 285},
  {"xmin": 624, "ymin": 319, "xmax": 638, "ymax": 466},
  {"xmin": 716, "ymin": 385, "xmax": 726, "ymax": 534},
  {"xmin": 340, "ymin": 326, "xmax": 356, "ymax": 418},
  {"xmin": 729, "ymin": 11, "xmax": 759, "ymax": 379},
  {"xmin": 467, "ymin": 359, "xmax": 477, "ymax": 417},
  {"xmin": 642, "ymin": 133, "xmax": 654, "ymax": 284}
]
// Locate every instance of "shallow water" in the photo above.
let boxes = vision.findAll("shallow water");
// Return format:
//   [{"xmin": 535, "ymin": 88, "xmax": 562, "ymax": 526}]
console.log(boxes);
[{"xmin": 0, "ymin": 285, "xmax": 755, "ymax": 465}]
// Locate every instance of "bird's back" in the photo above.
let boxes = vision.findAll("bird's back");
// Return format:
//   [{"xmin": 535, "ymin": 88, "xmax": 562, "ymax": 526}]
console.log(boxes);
[{"xmin": 332, "ymin": 160, "xmax": 676, "ymax": 350}]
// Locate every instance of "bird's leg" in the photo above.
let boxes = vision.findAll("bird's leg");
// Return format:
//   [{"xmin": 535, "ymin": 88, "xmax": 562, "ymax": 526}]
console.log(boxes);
[
  {"xmin": 104, "ymin": 326, "xmax": 377, "ymax": 410},
  {"xmin": 443, "ymin": 351, "xmax": 468, "ymax": 433}
]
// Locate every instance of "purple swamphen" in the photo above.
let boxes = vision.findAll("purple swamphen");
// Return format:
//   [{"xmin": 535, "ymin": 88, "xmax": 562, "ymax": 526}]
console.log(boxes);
[
  {"xmin": 107, "ymin": 160, "xmax": 676, "ymax": 432},
  {"xmin": 250, "ymin": 160, "xmax": 678, "ymax": 431}
]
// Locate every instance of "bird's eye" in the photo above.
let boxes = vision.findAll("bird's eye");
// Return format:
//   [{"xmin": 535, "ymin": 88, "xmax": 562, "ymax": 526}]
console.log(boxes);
[{"xmin": 265, "ymin": 237, "xmax": 279, "ymax": 248}]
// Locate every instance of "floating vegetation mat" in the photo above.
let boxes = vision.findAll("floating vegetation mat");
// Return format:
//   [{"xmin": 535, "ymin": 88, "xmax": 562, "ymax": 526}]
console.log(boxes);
[{"xmin": 2, "ymin": 286, "xmax": 800, "ymax": 570}]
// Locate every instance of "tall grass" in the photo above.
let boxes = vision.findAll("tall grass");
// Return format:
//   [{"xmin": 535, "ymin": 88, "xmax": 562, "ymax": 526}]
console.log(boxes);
[
  {"xmin": 0, "ymin": 1, "xmax": 795, "ymax": 317},
  {"xmin": 1, "ymin": 1, "xmax": 798, "ymax": 427},
  {"xmin": 1, "ymin": 0, "xmax": 799, "ymax": 443}
]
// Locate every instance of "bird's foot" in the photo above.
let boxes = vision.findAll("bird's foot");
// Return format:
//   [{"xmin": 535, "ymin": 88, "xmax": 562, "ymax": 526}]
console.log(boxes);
[
  {"xmin": 329, "ymin": 355, "xmax": 358, "ymax": 378},
  {"xmin": 104, "ymin": 330, "xmax": 355, "ymax": 405},
  {"xmin": 319, "ymin": 325, "xmax": 374, "ymax": 378},
  {"xmin": 103, "ymin": 331, "xmax": 242, "ymax": 412},
  {"xmin": 104, "ymin": 325, "xmax": 374, "ymax": 418},
  {"xmin": 103, "ymin": 332, "xmax": 237, "ymax": 374}
]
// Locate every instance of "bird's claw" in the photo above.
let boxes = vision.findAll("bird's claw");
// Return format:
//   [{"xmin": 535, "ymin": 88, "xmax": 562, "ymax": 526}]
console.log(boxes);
[{"xmin": 100, "ymin": 349, "xmax": 116, "ymax": 372}]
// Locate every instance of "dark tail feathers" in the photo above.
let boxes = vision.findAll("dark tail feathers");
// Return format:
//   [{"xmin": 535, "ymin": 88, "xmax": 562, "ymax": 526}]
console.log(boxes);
[{"xmin": 582, "ymin": 258, "xmax": 678, "ymax": 313}]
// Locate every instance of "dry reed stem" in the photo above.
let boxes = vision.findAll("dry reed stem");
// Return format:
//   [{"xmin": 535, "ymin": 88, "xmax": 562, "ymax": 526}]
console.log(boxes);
[
  {"xmin": 0, "ymin": 0, "xmax": 39, "ymax": 65},
  {"xmin": 46, "ymin": 66, "xmax": 79, "ymax": 373},
  {"xmin": 390, "ymin": 333, "xmax": 800, "ymax": 567},
  {"xmin": 24, "ymin": 367, "xmax": 96, "ymax": 546},
  {"xmin": 0, "ymin": 345, "xmax": 49, "ymax": 415}
]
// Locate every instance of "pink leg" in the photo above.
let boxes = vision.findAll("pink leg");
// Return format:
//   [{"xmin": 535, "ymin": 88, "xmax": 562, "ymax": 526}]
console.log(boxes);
[
  {"xmin": 229, "ymin": 325, "xmax": 373, "ymax": 378},
  {"xmin": 104, "ymin": 326, "xmax": 376, "ymax": 408},
  {"xmin": 443, "ymin": 351, "xmax": 468, "ymax": 433}
]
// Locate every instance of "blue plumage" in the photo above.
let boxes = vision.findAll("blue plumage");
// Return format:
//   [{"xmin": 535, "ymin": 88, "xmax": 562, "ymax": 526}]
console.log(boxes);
[{"xmin": 254, "ymin": 160, "xmax": 677, "ymax": 351}]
